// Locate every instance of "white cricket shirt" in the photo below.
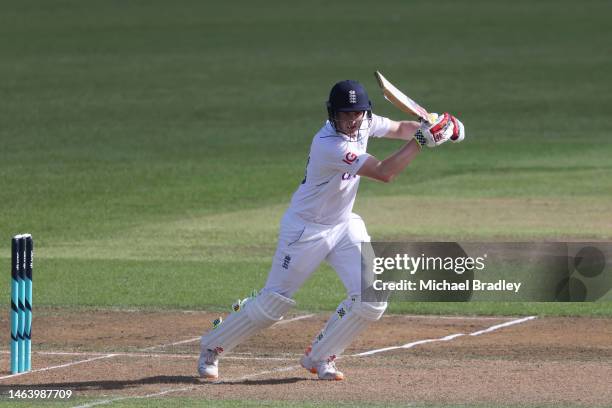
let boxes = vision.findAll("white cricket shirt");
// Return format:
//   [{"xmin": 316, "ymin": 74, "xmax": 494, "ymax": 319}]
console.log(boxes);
[{"xmin": 287, "ymin": 114, "xmax": 391, "ymax": 225}]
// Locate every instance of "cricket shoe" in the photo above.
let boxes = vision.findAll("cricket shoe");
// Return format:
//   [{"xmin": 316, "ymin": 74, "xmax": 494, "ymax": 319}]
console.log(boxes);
[
  {"xmin": 300, "ymin": 346, "xmax": 344, "ymax": 381},
  {"xmin": 198, "ymin": 348, "xmax": 219, "ymax": 380}
]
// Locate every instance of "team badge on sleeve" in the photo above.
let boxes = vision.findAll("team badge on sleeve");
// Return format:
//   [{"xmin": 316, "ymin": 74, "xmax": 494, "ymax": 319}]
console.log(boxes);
[{"xmin": 342, "ymin": 152, "xmax": 358, "ymax": 165}]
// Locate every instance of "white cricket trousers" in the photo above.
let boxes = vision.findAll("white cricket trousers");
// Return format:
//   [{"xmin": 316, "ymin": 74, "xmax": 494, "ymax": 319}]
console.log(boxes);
[{"xmin": 263, "ymin": 210, "xmax": 369, "ymax": 298}]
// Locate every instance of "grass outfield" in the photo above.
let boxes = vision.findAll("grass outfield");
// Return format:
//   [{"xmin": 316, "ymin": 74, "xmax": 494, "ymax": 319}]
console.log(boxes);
[{"xmin": 0, "ymin": 0, "xmax": 611, "ymax": 317}]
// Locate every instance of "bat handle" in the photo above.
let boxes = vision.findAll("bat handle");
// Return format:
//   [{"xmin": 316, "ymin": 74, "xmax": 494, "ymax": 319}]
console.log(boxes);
[{"xmin": 424, "ymin": 112, "xmax": 438, "ymax": 124}]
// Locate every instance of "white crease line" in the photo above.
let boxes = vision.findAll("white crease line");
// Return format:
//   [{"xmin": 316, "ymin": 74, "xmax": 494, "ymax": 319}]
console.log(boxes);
[
  {"xmin": 230, "ymin": 351, "xmax": 303, "ymax": 357},
  {"xmin": 140, "ymin": 337, "xmax": 201, "ymax": 351},
  {"xmin": 6, "ymin": 350, "xmax": 293, "ymax": 361},
  {"xmin": 400, "ymin": 315, "xmax": 516, "ymax": 321},
  {"xmin": 0, "ymin": 354, "xmax": 117, "ymax": 381},
  {"xmin": 141, "ymin": 314, "xmax": 315, "ymax": 351},
  {"xmin": 0, "ymin": 350, "xmax": 302, "ymax": 357},
  {"xmin": 353, "ymin": 333, "xmax": 466, "ymax": 357},
  {"xmin": 354, "ymin": 316, "xmax": 537, "ymax": 357},
  {"xmin": 470, "ymin": 315, "xmax": 537, "ymax": 336},
  {"xmin": 224, "ymin": 356, "xmax": 295, "ymax": 361},
  {"xmin": 274, "ymin": 313, "xmax": 315, "ymax": 325},
  {"xmin": 1, "ymin": 350, "xmax": 302, "ymax": 360}
]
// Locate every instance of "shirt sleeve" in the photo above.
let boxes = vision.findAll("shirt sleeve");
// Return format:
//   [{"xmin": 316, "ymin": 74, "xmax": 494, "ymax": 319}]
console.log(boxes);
[
  {"xmin": 369, "ymin": 113, "xmax": 392, "ymax": 138},
  {"xmin": 312, "ymin": 139, "xmax": 371, "ymax": 176}
]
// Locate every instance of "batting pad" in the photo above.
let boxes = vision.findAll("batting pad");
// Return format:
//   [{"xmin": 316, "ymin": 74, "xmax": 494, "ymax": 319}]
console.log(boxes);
[
  {"xmin": 200, "ymin": 291, "xmax": 295, "ymax": 355},
  {"xmin": 308, "ymin": 297, "xmax": 387, "ymax": 362}
]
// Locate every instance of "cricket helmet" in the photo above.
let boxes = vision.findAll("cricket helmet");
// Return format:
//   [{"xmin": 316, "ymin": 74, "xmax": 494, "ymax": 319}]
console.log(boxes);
[{"xmin": 326, "ymin": 80, "xmax": 373, "ymax": 135}]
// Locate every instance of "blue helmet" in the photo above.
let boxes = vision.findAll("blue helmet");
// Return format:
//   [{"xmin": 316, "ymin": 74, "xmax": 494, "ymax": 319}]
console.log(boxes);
[{"xmin": 326, "ymin": 80, "xmax": 372, "ymax": 130}]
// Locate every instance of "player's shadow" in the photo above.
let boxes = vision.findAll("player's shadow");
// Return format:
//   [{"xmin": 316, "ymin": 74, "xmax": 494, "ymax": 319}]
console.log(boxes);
[
  {"xmin": 2, "ymin": 376, "xmax": 199, "ymax": 391},
  {"xmin": 217, "ymin": 377, "xmax": 306, "ymax": 385},
  {"xmin": 1, "ymin": 376, "xmax": 307, "ymax": 391}
]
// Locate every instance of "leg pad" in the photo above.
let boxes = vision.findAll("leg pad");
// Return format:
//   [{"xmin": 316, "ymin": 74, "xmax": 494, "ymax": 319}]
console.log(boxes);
[
  {"xmin": 201, "ymin": 291, "xmax": 295, "ymax": 355},
  {"xmin": 308, "ymin": 296, "xmax": 386, "ymax": 362}
]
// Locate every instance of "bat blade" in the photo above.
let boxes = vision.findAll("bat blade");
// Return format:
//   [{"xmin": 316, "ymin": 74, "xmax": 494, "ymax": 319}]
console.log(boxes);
[{"xmin": 374, "ymin": 71, "xmax": 435, "ymax": 123}]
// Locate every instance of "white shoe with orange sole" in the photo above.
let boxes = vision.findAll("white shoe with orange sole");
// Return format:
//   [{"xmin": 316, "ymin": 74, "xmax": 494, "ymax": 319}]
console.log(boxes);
[
  {"xmin": 300, "ymin": 346, "xmax": 344, "ymax": 381},
  {"xmin": 198, "ymin": 349, "xmax": 219, "ymax": 380}
]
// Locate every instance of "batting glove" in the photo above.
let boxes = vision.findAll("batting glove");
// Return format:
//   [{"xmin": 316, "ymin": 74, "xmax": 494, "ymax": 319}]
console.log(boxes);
[
  {"xmin": 414, "ymin": 112, "xmax": 453, "ymax": 148},
  {"xmin": 449, "ymin": 114, "xmax": 465, "ymax": 143}
]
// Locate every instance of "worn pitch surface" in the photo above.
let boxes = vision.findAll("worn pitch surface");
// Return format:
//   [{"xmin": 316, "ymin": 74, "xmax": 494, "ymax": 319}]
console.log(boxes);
[{"xmin": 1, "ymin": 309, "xmax": 611, "ymax": 406}]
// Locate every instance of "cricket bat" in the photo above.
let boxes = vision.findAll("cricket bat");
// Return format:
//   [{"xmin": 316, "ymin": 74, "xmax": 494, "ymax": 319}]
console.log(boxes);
[{"xmin": 374, "ymin": 71, "xmax": 436, "ymax": 124}]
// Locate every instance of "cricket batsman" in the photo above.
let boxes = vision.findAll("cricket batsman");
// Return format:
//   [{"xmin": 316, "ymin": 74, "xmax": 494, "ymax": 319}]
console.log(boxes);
[{"xmin": 198, "ymin": 79, "xmax": 465, "ymax": 380}]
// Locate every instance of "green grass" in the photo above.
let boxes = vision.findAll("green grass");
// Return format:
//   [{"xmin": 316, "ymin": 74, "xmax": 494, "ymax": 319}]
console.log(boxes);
[{"xmin": 0, "ymin": 0, "xmax": 611, "ymax": 318}]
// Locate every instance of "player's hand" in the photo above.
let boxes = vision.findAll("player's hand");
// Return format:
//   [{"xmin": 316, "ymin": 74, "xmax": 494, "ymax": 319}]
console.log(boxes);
[
  {"xmin": 449, "ymin": 114, "xmax": 465, "ymax": 143},
  {"xmin": 414, "ymin": 112, "xmax": 453, "ymax": 148}
]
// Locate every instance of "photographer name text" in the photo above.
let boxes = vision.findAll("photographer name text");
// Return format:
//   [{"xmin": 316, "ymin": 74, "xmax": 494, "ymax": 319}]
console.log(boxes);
[{"xmin": 373, "ymin": 279, "xmax": 522, "ymax": 293}]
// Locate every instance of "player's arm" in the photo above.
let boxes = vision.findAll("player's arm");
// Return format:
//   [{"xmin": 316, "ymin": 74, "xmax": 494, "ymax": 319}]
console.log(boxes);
[
  {"xmin": 356, "ymin": 139, "xmax": 421, "ymax": 183},
  {"xmin": 357, "ymin": 113, "xmax": 466, "ymax": 183},
  {"xmin": 381, "ymin": 120, "xmax": 420, "ymax": 141}
]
